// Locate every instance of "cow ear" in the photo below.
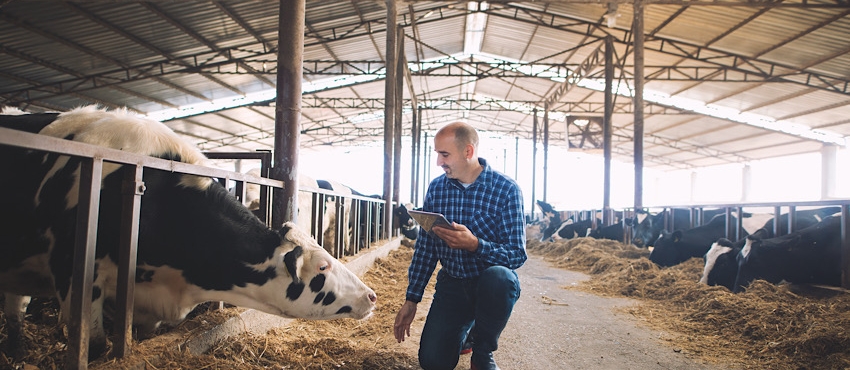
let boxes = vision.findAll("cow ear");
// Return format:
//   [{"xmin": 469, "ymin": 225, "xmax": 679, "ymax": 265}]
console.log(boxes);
[
  {"xmin": 278, "ymin": 222, "xmax": 295, "ymax": 238},
  {"xmin": 672, "ymin": 230, "xmax": 683, "ymax": 242}
]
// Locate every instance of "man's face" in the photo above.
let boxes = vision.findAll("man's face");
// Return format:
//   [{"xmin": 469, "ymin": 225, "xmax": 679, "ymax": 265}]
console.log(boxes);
[{"xmin": 434, "ymin": 133, "xmax": 466, "ymax": 179}]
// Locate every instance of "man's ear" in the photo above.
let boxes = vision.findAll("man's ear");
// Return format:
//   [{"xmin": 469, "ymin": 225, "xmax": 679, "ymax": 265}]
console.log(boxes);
[{"xmin": 465, "ymin": 143, "xmax": 474, "ymax": 159}]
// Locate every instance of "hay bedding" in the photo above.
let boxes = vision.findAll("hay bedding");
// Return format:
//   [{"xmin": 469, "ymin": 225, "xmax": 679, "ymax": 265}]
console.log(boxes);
[
  {"xmin": 5, "ymin": 234, "xmax": 850, "ymax": 369},
  {"xmin": 528, "ymin": 236, "xmax": 850, "ymax": 370},
  {"xmin": 1, "ymin": 246, "xmax": 423, "ymax": 370}
]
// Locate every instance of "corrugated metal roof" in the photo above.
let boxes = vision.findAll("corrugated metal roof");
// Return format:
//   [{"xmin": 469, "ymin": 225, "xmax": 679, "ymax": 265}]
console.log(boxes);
[{"xmin": 1, "ymin": 0, "xmax": 849, "ymax": 172}]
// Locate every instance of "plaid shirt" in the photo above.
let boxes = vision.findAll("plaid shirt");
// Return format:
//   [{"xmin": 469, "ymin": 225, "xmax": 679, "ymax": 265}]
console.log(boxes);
[{"xmin": 406, "ymin": 158, "xmax": 527, "ymax": 303}]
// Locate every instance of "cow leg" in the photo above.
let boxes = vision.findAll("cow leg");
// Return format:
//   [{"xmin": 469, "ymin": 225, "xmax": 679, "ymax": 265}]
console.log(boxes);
[
  {"xmin": 57, "ymin": 287, "xmax": 109, "ymax": 360},
  {"xmin": 2, "ymin": 293, "xmax": 32, "ymax": 359}
]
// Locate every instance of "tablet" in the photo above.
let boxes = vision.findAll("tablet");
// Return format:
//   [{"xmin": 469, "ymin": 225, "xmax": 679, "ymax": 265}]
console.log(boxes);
[{"xmin": 407, "ymin": 210, "xmax": 452, "ymax": 233}]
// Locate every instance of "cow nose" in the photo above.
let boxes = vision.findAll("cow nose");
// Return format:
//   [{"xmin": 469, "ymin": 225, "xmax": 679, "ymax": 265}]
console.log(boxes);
[{"xmin": 368, "ymin": 292, "xmax": 377, "ymax": 303}]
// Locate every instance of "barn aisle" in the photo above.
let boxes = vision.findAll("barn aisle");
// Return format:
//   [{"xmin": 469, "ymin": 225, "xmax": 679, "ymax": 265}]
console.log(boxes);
[{"xmin": 487, "ymin": 255, "xmax": 732, "ymax": 370}]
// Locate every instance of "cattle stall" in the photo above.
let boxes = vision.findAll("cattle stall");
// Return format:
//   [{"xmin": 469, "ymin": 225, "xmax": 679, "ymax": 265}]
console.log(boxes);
[
  {"xmin": 560, "ymin": 202, "xmax": 850, "ymax": 287},
  {"xmin": 204, "ymin": 152, "xmax": 390, "ymax": 258},
  {"xmin": 0, "ymin": 125, "xmax": 385, "ymax": 369}
]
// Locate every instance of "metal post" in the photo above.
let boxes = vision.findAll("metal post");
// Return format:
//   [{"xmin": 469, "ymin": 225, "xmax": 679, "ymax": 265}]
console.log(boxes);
[
  {"xmin": 413, "ymin": 107, "xmax": 422, "ymax": 205},
  {"xmin": 841, "ymin": 204, "xmax": 850, "ymax": 289},
  {"xmin": 543, "ymin": 103, "xmax": 549, "ymax": 203},
  {"xmin": 531, "ymin": 109, "xmax": 538, "ymax": 217},
  {"xmin": 272, "ymin": 0, "xmax": 305, "ymax": 228},
  {"xmin": 603, "ymin": 35, "xmax": 614, "ymax": 226},
  {"xmin": 68, "ymin": 157, "xmax": 103, "ymax": 370},
  {"xmin": 410, "ymin": 105, "xmax": 418, "ymax": 204},
  {"xmin": 633, "ymin": 0, "xmax": 645, "ymax": 210},
  {"xmin": 515, "ymin": 137, "xmax": 519, "ymax": 180},
  {"xmin": 424, "ymin": 132, "xmax": 430, "ymax": 200},
  {"xmin": 383, "ymin": 0, "xmax": 398, "ymax": 236},
  {"xmin": 393, "ymin": 26, "xmax": 404, "ymax": 227},
  {"xmin": 115, "ymin": 165, "xmax": 143, "ymax": 358}
]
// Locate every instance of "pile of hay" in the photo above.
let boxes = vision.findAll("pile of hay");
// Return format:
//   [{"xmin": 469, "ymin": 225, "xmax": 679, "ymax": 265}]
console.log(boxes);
[
  {"xmin": 1, "ymin": 246, "xmax": 423, "ymax": 370},
  {"xmin": 528, "ymin": 236, "xmax": 850, "ymax": 370}
]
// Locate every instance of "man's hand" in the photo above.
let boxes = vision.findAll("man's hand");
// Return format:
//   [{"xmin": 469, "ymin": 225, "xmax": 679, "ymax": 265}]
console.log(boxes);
[
  {"xmin": 394, "ymin": 300, "xmax": 418, "ymax": 343},
  {"xmin": 432, "ymin": 222, "xmax": 479, "ymax": 252}
]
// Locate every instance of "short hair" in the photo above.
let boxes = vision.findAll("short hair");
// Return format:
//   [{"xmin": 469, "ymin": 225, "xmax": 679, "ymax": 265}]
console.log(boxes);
[{"xmin": 439, "ymin": 122, "xmax": 479, "ymax": 150}]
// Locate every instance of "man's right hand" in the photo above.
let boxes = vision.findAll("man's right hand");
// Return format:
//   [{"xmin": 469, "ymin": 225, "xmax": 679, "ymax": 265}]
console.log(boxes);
[{"xmin": 393, "ymin": 300, "xmax": 418, "ymax": 343}]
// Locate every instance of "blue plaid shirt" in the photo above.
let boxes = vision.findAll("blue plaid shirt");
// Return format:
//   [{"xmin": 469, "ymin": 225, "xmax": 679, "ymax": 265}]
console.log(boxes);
[{"xmin": 406, "ymin": 158, "xmax": 527, "ymax": 303}]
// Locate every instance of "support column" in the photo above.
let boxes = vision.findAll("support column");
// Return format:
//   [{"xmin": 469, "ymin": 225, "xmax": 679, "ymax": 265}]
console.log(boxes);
[
  {"xmin": 632, "ymin": 0, "xmax": 645, "ymax": 210},
  {"xmin": 393, "ymin": 27, "xmax": 404, "ymax": 216},
  {"xmin": 741, "ymin": 164, "xmax": 752, "ymax": 202},
  {"xmin": 411, "ymin": 106, "xmax": 419, "ymax": 204},
  {"xmin": 531, "ymin": 109, "xmax": 538, "ymax": 218},
  {"xmin": 272, "ymin": 0, "xmax": 305, "ymax": 228},
  {"xmin": 543, "ymin": 104, "xmax": 549, "ymax": 202},
  {"xmin": 383, "ymin": 0, "xmax": 398, "ymax": 236},
  {"xmin": 690, "ymin": 171, "xmax": 697, "ymax": 203},
  {"xmin": 603, "ymin": 35, "xmax": 614, "ymax": 226},
  {"xmin": 822, "ymin": 144, "xmax": 838, "ymax": 199},
  {"xmin": 515, "ymin": 137, "xmax": 519, "ymax": 180}
]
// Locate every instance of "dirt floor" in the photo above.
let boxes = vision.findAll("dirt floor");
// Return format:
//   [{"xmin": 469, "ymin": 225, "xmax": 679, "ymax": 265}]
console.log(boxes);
[{"xmin": 3, "ymin": 234, "xmax": 850, "ymax": 369}]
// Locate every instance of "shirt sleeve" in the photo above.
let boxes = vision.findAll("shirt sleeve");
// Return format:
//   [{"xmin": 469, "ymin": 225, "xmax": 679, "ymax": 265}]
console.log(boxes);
[
  {"xmin": 475, "ymin": 182, "xmax": 527, "ymax": 270},
  {"xmin": 405, "ymin": 189, "xmax": 440, "ymax": 303}
]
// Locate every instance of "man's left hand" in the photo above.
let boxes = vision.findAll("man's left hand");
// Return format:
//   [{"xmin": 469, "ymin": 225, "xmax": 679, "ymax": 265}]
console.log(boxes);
[{"xmin": 432, "ymin": 223, "xmax": 478, "ymax": 252}]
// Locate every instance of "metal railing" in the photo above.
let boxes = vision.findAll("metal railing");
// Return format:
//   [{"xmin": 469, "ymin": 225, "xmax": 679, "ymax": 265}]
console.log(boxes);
[
  {"xmin": 0, "ymin": 127, "xmax": 389, "ymax": 369},
  {"xmin": 556, "ymin": 200, "xmax": 850, "ymax": 288}
]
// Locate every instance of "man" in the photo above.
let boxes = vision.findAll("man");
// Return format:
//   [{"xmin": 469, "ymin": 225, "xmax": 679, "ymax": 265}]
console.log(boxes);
[{"xmin": 393, "ymin": 122, "xmax": 527, "ymax": 370}]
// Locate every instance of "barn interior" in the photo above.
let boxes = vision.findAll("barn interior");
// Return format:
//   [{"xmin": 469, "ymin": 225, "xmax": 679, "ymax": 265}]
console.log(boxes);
[
  {"xmin": 3, "ymin": 0, "xmax": 849, "ymax": 176},
  {"xmin": 2, "ymin": 1, "xmax": 850, "ymax": 369}
]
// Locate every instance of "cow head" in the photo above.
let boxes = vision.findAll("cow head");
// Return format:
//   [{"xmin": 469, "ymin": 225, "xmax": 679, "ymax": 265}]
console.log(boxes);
[
  {"xmin": 700, "ymin": 238, "xmax": 738, "ymax": 291},
  {"xmin": 394, "ymin": 203, "xmax": 419, "ymax": 240},
  {"xmin": 648, "ymin": 229, "xmax": 682, "ymax": 267},
  {"xmin": 631, "ymin": 210, "xmax": 662, "ymax": 248},
  {"xmin": 539, "ymin": 217, "xmax": 572, "ymax": 242},
  {"xmin": 732, "ymin": 233, "xmax": 789, "ymax": 293},
  {"xmin": 240, "ymin": 223, "xmax": 377, "ymax": 319}
]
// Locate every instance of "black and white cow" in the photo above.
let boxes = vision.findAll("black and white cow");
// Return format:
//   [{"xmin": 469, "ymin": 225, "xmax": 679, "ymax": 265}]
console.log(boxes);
[
  {"xmin": 631, "ymin": 208, "xmax": 727, "ymax": 248},
  {"xmin": 700, "ymin": 207, "xmax": 841, "ymax": 291},
  {"xmin": 542, "ymin": 217, "xmax": 599, "ymax": 242},
  {"xmin": 0, "ymin": 107, "xmax": 377, "ymax": 359},
  {"xmin": 394, "ymin": 203, "xmax": 419, "ymax": 240},
  {"xmin": 587, "ymin": 222, "xmax": 624, "ymax": 242},
  {"xmin": 535, "ymin": 200, "xmax": 559, "ymax": 232},
  {"xmin": 699, "ymin": 228, "xmax": 770, "ymax": 291},
  {"xmin": 732, "ymin": 215, "xmax": 843, "ymax": 293},
  {"xmin": 649, "ymin": 214, "xmax": 741, "ymax": 267},
  {"xmin": 756, "ymin": 206, "xmax": 841, "ymax": 238}
]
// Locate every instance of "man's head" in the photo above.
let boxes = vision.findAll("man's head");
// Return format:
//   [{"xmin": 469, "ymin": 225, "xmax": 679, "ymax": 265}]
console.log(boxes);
[{"xmin": 434, "ymin": 122, "xmax": 482, "ymax": 183}]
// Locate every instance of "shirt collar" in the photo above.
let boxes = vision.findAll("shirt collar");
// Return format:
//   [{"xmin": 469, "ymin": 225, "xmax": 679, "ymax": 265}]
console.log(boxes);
[{"xmin": 446, "ymin": 158, "xmax": 491, "ymax": 190}]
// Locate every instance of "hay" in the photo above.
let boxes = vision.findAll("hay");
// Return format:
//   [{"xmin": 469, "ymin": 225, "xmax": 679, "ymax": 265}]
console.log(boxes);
[
  {"xmin": 1, "ymin": 245, "xmax": 423, "ymax": 369},
  {"xmin": 7, "ymin": 233, "xmax": 850, "ymax": 370},
  {"xmin": 530, "ymin": 236, "xmax": 850, "ymax": 370}
]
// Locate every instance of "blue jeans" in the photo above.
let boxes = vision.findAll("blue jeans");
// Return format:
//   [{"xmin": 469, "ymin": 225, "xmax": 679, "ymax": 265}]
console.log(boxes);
[{"xmin": 418, "ymin": 266, "xmax": 521, "ymax": 370}]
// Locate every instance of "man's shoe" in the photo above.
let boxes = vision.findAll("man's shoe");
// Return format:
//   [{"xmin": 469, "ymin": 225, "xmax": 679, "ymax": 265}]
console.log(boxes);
[
  {"xmin": 470, "ymin": 352, "xmax": 500, "ymax": 370},
  {"xmin": 459, "ymin": 335, "xmax": 473, "ymax": 355}
]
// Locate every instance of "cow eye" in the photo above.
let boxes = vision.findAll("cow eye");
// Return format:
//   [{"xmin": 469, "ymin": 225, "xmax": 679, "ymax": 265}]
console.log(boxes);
[{"xmin": 318, "ymin": 261, "xmax": 330, "ymax": 272}]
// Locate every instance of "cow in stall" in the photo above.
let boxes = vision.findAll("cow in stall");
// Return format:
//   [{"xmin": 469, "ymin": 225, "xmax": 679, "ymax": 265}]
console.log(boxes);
[
  {"xmin": 650, "ymin": 214, "xmax": 743, "ymax": 267},
  {"xmin": 535, "ymin": 200, "xmax": 559, "ymax": 232},
  {"xmin": 587, "ymin": 222, "xmax": 624, "ymax": 242},
  {"xmin": 393, "ymin": 202, "xmax": 419, "ymax": 240},
  {"xmin": 700, "ymin": 207, "xmax": 841, "ymax": 290},
  {"xmin": 242, "ymin": 169, "xmax": 357, "ymax": 257},
  {"xmin": 535, "ymin": 200, "xmax": 600, "ymax": 242},
  {"xmin": 0, "ymin": 107, "xmax": 377, "ymax": 360},
  {"xmin": 547, "ymin": 218, "xmax": 599, "ymax": 241},
  {"xmin": 699, "ymin": 229, "xmax": 770, "ymax": 291},
  {"xmin": 354, "ymin": 191, "xmax": 419, "ymax": 246},
  {"xmin": 631, "ymin": 208, "xmax": 727, "ymax": 248},
  {"xmin": 732, "ymin": 215, "xmax": 843, "ymax": 293}
]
